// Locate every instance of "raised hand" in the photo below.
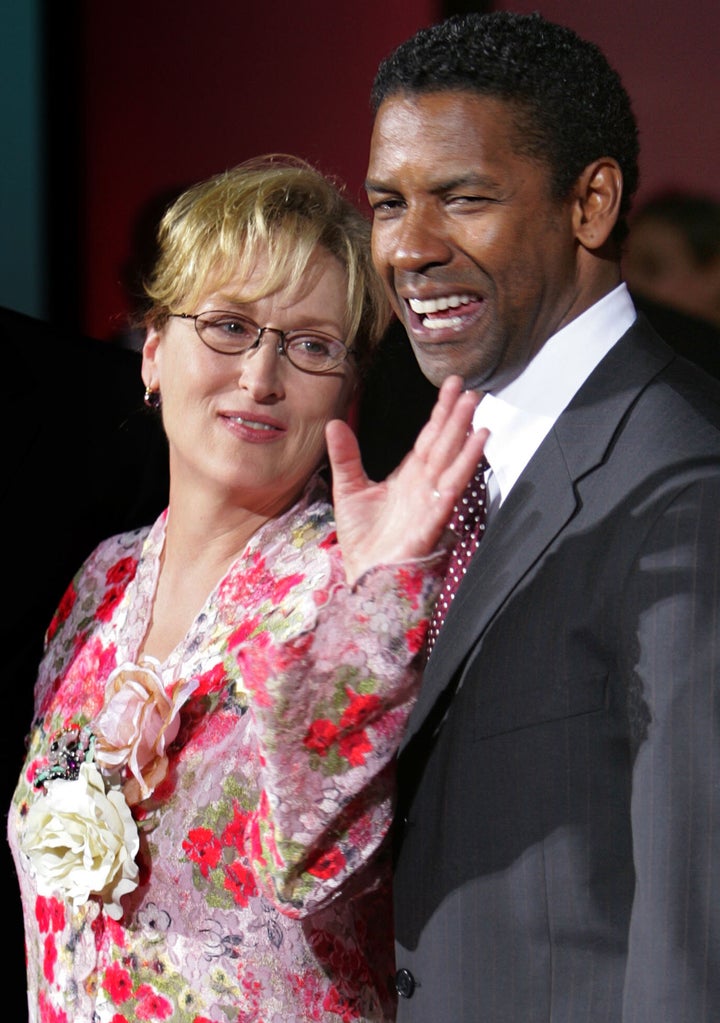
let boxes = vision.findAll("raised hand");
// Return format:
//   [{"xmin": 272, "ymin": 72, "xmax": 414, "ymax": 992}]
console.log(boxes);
[{"xmin": 326, "ymin": 375, "xmax": 488, "ymax": 586}]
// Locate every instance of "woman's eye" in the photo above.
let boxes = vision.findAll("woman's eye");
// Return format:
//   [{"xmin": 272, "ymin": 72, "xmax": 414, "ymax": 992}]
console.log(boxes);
[
  {"xmin": 213, "ymin": 318, "xmax": 253, "ymax": 339},
  {"xmin": 296, "ymin": 337, "xmax": 331, "ymax": 357},
  {"xmin": 220, "ymin": 319, "xmax": 246, "ymax": 334}
]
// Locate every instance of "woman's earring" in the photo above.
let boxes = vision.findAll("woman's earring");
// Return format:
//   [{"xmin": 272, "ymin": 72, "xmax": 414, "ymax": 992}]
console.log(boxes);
[{"xmin": 144, "ymin": 385, "xmax": 162, "ymax": 410}]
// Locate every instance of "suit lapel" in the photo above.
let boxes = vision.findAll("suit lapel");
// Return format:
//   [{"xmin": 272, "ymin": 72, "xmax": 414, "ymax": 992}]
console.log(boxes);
[{"xmin": 402, "ymin": 317, "xmax": 675, "ymax": 747}]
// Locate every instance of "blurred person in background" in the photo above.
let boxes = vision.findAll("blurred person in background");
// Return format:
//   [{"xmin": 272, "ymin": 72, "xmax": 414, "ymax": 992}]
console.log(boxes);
[{"xmin": 623, "ymin": 189, "xmax": 720, "ymax": 329}]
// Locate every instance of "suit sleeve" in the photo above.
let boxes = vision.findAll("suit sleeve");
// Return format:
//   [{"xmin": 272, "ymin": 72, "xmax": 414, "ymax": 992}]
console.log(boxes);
[{"xmin": 619, "ymin": 473, "xmax": 720, "ymax": 1018}]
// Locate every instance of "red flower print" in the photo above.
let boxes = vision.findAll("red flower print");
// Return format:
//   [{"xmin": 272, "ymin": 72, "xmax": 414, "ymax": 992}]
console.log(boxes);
[
  {"xmin": 38, "ymin": 988, "xmax": 69, "ymax": 1023},
  {"xmin": 46, "ymin": 581, "xmax": 77, "ymax": 641},
  {"xmin": 340, "ymin": 690, "xmax": 381, "ymax": 730},
  {"xmin": 134, "ymin": 984, "xmax": 173, "ymax": 1020},
  {"xmin": 304, "ymin": 718, "xmax": 339, "ymax": 757},
  {"xmin": 227, "ymin": 617, "xmax": 261, "ymax": 653},
  {"xmin": 102, "ymin": 961, "xmax": 134, "ymax": 1003},
  {"xmin": 246, "ymin": 819, "xmax": 267, "ymax": 870},
  {"xmin": 324, "ymin": 985, "xmax": 361, "ymax": 1022},
  {"xmin": 323, "ymin": 985, "xmax": 361, "ymax": 1022},
  {"xmin": 47, "ymin": 897, "xmax": 65, "ymax": 932},
  {"xmin": 182, "ymin": 827, "xmax": 222, "ymax": 878},
  {"xmin": 224, "ymin": 858, "xmax": 258, "ymax": 906},
  {"xmin": 218, "ymin": 551, "xmax": 267, "ymax": 604},
  {"xmin": 110, "ymin": 1015, "xmax": 130, "ymax": 1023},
  {"xmin": 319, "ymin": 530, "xmax": 338, "ymax": 550},
  {"xmin": 397, "ymin": 565, "xmax": 424, "ymax": 608},
  {"xmin": 106, "ymin": 915, "xmax": 127, "ymax": 947},
  {"xmin": 42, "ymin": 931, "xmax": 57, "ymax": 984},
  {"xmin": 304, "ymin": 691, "xmax": 380, "ymax": 766},
  {"xmin": 69, "ymin": 636, "xmax": 118, "ymax": 700},
  {"xmin": 106, "ymin": 556, "xmax": 138, "ymax": 586},
  {"xmin": 306, "ymin": 846, "xmax": 346, "ymax": 880},
  {"xmin": 35, "ymin": 895, "xmax": 65, "ymax": 934},
  {"xmin": 193, "ymin": 663, "xmax": 226, "ymax": 698},
  {"xmin": 338, "ymin": 730, "xmax": 373, "ymax": 767},
  {"xmin": 405, "ymin": 621, "xmax": 427, "ymax": 656},
  {"xmin": 290, "ymin": 970, "xmax": 326, "ymax": 1017},
  {"xmin": 222, "ymin": 802, "xmax": 251, "ymax": 852},
  {"xmin": 35, "ymin": 895, "xmax": 51, "ymax": 933},
  {"xmin": 334, "ymin": 689, "xmax": 382, "ymax": 766},
  {"xmin": 96, "ymin": 583, "xmax": 127, "ymax": 622},
  {"xmin": 271, "ymin": 571, "xmax": 305, "ymax": 602}
]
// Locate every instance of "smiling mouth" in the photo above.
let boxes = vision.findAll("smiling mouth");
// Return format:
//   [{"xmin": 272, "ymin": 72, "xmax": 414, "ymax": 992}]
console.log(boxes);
[
  {"xmin": 229, "ymin": 416, "xmax": 276, "ymax": 431},
  {"xmin": 407, "ymin": 293, "xmax": 479, "ymax": 330}
]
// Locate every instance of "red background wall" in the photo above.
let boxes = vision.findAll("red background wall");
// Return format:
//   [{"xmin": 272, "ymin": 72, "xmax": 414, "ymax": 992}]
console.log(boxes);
[
  {"xmin": 77, "ymin": 0, "xmax": 439, "ymax": 340},
  {"xmin": 76, "ymin": 1, "xmax": 720, "ymax": 341},
  {"xmin": 494, "ymin": 1, "xmax": 720, "ymax": 199}
]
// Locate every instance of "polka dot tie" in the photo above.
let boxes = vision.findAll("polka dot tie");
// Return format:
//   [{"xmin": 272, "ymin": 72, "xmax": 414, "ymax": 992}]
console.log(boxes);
[{"xmin": 426, "ymin": 458, "xmax": 489, "ymax": 657}]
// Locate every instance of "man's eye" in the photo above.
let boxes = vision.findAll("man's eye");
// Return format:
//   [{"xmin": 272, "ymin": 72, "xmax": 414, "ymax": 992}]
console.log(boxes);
[
  {"xmin": 448, "ymin": 195, "xmax": 493, "ymax": 207},
  {"xmin": 370, "ymin": 197, "xmax": 405, "ymax": 214}
]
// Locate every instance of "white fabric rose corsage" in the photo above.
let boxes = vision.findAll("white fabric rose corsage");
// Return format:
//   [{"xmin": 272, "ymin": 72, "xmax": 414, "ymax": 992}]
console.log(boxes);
[
  {"xmin": 23, "ymin": 658, "xmax": 198, "ymax": 920},
  {"xmin": 24, "ymin": 761, "xmax": 140, "ymax": 920}
]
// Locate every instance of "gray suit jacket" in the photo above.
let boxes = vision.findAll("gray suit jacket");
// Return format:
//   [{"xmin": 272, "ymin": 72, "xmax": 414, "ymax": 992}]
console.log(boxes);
[{"xmin": 393, "ymin": 316, "xmax": 720, "ymax": 1022}]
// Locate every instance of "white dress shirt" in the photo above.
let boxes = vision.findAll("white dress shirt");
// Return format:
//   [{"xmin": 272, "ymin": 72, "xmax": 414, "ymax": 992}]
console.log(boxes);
[{"xmin": 475, "ymin": 284, "xmax": 637, "ymax": 517}]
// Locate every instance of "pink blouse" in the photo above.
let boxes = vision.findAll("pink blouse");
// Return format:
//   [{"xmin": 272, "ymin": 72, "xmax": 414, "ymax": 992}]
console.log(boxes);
[{"xmin": 9, "ymin": 477, "xmax": 444, "ymax": 1023}]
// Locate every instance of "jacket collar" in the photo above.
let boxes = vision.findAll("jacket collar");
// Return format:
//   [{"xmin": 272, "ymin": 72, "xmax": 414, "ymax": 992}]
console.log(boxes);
[{"xmin": 402, "ymin": 317, "xmax": 674, "ymax": 747}]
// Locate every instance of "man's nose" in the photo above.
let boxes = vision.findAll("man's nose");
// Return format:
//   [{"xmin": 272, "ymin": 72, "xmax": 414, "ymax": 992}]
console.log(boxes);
[{"xmin": 385, "ymin": 206, "xmax": 453, "ymax": 273}]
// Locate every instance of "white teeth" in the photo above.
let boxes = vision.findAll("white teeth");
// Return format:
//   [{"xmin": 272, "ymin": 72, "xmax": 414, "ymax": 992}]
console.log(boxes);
[
  {"xmin": 233, "ymin": 417, "xmax": 273, "ymax": 431},
  {"xmin": 426, "ymin": 316, "xmax": 463, "ymax": 330},
  {"xmin": 408, "ymin": 294, "xmax": 474, "ymax": 315}
]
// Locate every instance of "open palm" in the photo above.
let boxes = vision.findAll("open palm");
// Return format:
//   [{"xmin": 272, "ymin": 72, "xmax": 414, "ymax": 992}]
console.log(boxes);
[{"xmin": 327, "ymin": 375, "xmax": 488, "ymax": 585}]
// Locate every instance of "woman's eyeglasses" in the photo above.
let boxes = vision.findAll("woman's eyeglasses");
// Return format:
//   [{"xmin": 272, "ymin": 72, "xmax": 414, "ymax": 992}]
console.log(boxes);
[{"xmin": 170, "ymin": 311, "xmax": 352, "ymax": 375}]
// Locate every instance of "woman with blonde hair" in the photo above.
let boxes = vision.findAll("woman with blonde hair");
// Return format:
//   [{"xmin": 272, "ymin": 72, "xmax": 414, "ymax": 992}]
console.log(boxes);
[{"xmin": 10, "ymin": 155, "xmax": 485, "ymax": 1022}]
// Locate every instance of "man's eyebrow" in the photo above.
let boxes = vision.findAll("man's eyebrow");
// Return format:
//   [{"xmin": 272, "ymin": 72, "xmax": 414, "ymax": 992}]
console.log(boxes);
[
  {"xmin": 364, "ymin": 178, "xmax": 393, "ymax": 193},
  {"xmin": 365, "ymin": 173, "xmax": 500, "ymax": 194}
]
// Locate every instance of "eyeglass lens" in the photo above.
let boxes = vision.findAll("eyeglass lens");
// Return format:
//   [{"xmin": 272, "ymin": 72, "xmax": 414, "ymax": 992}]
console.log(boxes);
[{"xmin": 195, "ymin": 312, "xmax": 348, "ymax": 373}]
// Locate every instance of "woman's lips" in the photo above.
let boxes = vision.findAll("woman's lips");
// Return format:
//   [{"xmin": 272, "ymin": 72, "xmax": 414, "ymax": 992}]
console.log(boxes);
[{"xmin": 220, "ymin": 412, "xmax": 286, "ymax": 441}]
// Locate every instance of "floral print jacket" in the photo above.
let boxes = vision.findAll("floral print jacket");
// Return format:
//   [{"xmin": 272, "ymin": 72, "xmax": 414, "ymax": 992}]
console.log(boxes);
[{"xmin": 9, "ymin": 476, "xmax": 445, "ymax": 1023}]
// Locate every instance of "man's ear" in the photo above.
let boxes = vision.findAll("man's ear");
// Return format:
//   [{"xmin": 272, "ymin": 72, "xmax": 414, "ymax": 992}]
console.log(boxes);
[{"xmin": 572, "ymin": 158, "xmax": 623, "ymax": 250}]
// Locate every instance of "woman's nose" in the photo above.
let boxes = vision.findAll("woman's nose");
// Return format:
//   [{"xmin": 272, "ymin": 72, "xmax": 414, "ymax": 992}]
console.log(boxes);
[{"xmin": 236, "ymin": 333, "xmax": 286, "ymax": 399}]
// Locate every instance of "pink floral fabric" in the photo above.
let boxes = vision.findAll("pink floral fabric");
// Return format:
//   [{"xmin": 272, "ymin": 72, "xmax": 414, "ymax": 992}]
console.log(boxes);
[{"xmin": 9, "ymin": 476, "xmax": 445, "ymax": 1023}]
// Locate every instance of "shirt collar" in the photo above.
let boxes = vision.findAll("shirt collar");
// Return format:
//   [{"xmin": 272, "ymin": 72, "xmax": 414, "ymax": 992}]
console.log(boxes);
[{"xmin": 474, "ymin": 284, "xmax": 636, "ymax": 504}]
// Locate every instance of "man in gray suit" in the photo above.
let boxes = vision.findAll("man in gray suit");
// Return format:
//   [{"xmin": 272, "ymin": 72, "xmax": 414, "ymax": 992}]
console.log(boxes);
[{"xmin": 365, "ymin": 11, "xmax": 720, "ymax": 1022}]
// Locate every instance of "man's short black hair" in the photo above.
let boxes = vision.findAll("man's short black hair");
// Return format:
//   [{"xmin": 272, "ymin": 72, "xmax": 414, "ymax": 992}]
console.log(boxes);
[{"xmin": 371, "ymin": 11, "xmax": 639, "ymax": 243}]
